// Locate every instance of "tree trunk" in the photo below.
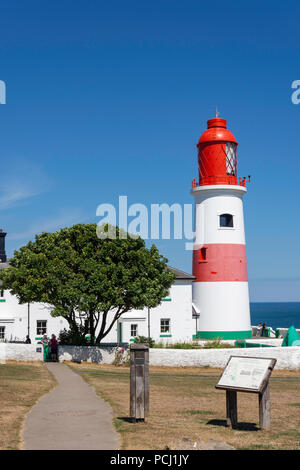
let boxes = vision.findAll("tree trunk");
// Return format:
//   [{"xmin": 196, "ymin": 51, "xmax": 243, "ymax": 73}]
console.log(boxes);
[
  {"xmin": 89, "ymin": 311, "xmax": 94, "ymax": 346},
  {"xmin": 67, "ymin": 313, "xmax": 79, "ymax": 334},
  {"xmin": 96, "ymin": 308, "xmax": 125, "ymax": 344}
]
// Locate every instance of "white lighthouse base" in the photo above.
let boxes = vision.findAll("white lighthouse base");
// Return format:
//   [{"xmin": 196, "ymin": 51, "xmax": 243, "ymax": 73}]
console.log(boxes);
[{"xmin": 193, "ymin": 281, "xmax": 252, "ymax": 339}]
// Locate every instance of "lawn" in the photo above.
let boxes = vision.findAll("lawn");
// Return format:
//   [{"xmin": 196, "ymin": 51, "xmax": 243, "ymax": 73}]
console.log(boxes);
[
  {"xmin": 0, "ymin": 362, "xmax": 56, "ymax": 450},
  {"xmin": 69, "ymin": 362, "xmax": 300, "ymax": 450}
]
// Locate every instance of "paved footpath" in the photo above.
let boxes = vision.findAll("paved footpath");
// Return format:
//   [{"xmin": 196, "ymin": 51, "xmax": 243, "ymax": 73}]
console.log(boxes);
[{"xmin": 23, "ymin": 363, "xmax": 120, "ymax": 450}]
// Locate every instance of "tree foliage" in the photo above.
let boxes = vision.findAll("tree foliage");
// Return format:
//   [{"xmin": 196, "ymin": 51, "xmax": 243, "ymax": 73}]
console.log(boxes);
[{"xmin": 0, "ymin": 224, "xmax": 175, "ymax": 343}]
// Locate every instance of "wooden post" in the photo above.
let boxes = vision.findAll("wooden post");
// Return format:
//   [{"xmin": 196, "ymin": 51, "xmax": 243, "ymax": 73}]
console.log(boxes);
[
  {"xmin": 226, "ymin": 390, "xmax": 238, "ymax": 428},
  {"xmin": 130, "ymin": 347, "xmax": 136, "ymax": 422},
  {"xmin": 144, "ymin": 347, "xmax": 149, "ymax": 415},
  {"xmin": 130, "ymin": 343, "xmax": 149, "ymax": 422},
  {"xmin": 259, "ymin": 383, "xmax": 270, "ymax": 430}
]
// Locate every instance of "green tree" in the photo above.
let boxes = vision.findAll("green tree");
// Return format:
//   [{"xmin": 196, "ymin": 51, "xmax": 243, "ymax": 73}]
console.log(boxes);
[{"xmin": 0, "ymin": 224, "xmax": 175, "ymax": 344}]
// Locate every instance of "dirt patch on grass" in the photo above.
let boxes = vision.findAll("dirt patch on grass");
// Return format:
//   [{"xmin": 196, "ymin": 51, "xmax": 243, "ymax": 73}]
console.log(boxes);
[
  {"xmin": 0, "ymin": 361, "xmax": 56, "ymax": 450},
  {"xmin": 69, "ymin": 362, "xmax": 300, "ymax": 450}
]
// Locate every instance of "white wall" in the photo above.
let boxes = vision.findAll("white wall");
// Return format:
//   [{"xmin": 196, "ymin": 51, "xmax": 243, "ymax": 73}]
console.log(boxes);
[
  {"xmin": 0, "ymin": 344, "xmax": 117, "ymax": 363},
  {"xmin": 147, "ymin": 280, "xmax": 195, "ymax": 343},
  {"xmin": 149, "ymin": 347, "xmax": 300, "ymax": 370},
  {"xmin": 1, "ymin": 343, "xmax": 44, "ymax": 361},
  {"xmin": 58, "ymin": 345, "xmax": 116, "ymax": 363},
  {"xmin": 193, "ymin": 281, "xmax": 251, "ymax": 332},
  {"xmin": 2, "ymin": 343, "xmax": 300, "ymax": 370},
  {"xmin": 192, "ymin": 185, "xmax": 247, "ymax": 246},
  {"xmin": 0, "ymin": 344, "xmax": 119, "ymax": 363}
]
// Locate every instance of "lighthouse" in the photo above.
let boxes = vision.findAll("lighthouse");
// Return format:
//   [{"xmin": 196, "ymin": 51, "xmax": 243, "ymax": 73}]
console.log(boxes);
[{"xmin": 191, "ymin": 116, "xmax": 252, "ymax": 339}]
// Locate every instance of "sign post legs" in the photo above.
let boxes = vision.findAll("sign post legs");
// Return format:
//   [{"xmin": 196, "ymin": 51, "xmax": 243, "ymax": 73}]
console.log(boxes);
[
  {"xmin": 226, "ymin": 390, "xmax": 238, "ymax": 428},
  {"xmin": 259, "ymin": 383, "xmax": 270, "ymax": 430}
]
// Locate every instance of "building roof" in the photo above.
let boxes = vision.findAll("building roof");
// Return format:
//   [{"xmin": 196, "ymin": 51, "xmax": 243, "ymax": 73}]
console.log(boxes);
[
  {"xmin": 167, "ymin": 265, "xmax": 195, "ymax": 280},
  {"xmin": 0, "ymin": 260, "xmax": 195, "ymax": 280}
]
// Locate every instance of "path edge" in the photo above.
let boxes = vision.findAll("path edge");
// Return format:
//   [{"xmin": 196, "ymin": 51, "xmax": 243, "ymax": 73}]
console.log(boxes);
[
  {"xmin": 19, "ymin": 362, "xmax": 58, "ymax": 450},
  {"xmin": 66, "ymin": 362, "xmax": 122, "ymax": 450}
]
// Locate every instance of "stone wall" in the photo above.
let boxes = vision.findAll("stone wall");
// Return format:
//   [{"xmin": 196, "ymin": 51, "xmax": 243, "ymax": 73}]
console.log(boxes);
[
  {"xmin": 1, "ymin": 343, "xmax": 43, "ymax": 361},
  {"xmin": 1, "ymin": 343, "xmax": 300, "ymax": 370},
  {"xmin": 0, "ymin": 344, "xmax": 118, "ymax": 363},
  {"xmin": 149, "ymin": 346, "xmax": 300, "ymax": 370},
  {"xmin": 58, "ymin": 345, "xmax": 117, "ymax": 363}
]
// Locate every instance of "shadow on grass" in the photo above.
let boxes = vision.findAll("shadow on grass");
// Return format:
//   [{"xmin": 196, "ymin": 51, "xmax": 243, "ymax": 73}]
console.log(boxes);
[
  {"xmin": 117, "ymin": 416, "xmax": 145, "ymax": 424},
  {"xmin": 206, "ymin": 419, "xmax": 260, "ymax": 431}
]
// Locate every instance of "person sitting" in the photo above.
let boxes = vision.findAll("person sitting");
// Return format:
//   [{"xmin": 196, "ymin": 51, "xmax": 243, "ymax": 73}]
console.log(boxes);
[{"xmin": 25, "ymin": 335, "xmax": 31, "ymax": 344}]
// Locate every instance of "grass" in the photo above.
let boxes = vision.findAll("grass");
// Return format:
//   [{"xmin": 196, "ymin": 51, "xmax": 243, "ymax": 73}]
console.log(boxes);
[
  {"xmin": 153, "ymin": 339, "xmax": 234, "ymax": 349},
  {"xmin": 69, "ymin": 362, "xmax": 300, "ymax": 450},
  {"xmin": 0, "ymin": 361, "xmax": 56, "ymax": 450}
]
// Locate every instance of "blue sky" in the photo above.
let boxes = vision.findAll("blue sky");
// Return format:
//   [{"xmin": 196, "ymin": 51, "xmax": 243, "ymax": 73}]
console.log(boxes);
[{"xmin": 0, "ymin": 0, "xmax": 300, "ymax": 301}]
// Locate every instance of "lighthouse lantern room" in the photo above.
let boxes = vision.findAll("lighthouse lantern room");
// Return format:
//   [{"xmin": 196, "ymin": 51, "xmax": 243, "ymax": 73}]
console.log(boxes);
[{"xmin": 191, "ymin": 117, "xmax": 252, "ymax": 339}]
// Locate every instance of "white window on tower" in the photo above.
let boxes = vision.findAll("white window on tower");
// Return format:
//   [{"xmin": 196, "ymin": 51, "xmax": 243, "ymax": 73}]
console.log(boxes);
[
  {"xmin": 36, "ymin": 320, "xmax": 47, "ymax": 336},
  {"xmin": 219, "ymin": 213, "xmax": 234, "ymax": 228},
  {"xmin": 130, "ymin": 324, "xmax": 138, "ymax": 337},
  {"xmin": 226, "ymin": 142, "xmax": 237, "ymax": 176},
  {"xmin": 0, "ymin": 326, "xmax": 5, "ymax": 339},
  {"xmin": 160, "ymin": 318, "xmax": 171, "ymax": 334}
]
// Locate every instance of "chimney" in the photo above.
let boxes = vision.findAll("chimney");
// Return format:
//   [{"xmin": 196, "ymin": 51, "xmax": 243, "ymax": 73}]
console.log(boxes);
[{"xmin": 0, "ymin": 230, "xmax": 7, "ymax": 263}]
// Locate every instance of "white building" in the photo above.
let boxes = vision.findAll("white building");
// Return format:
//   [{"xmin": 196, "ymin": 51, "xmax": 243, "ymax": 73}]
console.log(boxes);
[
  {"xmin": 0, "ymin": 253, "xmax": 196, "ymax": 345},
  {"xmin": 105, "ymin": 267, "xmax": 196, "ymax": 344}
]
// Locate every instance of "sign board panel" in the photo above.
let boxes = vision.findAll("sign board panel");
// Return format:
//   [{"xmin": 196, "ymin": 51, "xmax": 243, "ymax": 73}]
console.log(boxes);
[{"xmin": 216, "ymin": 356, "xmax": 276, "ymax": 393}]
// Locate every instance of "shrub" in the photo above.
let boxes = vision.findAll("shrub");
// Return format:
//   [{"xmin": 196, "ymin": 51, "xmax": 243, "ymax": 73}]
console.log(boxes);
[
  {"xmin": 203, "ymin": 338, "xmax": 233, "ymax": 349},
  {"xmin": 112, "ymin": 346, "xmax": 130, "ymax": 366},
  {"xmin": 152, "ymin": 339, "xmax": 234, "ymax": 349},
  {"xmin": 166, "ymin": 342, "xmax": 199, "ymax": 349},
  {"xmin": 133, "ymin": 336, "xmax": 155, "ymax": 348},
  {"xmin": 58, "ymin": 327, "xmax": 89, "ymax": 346}
]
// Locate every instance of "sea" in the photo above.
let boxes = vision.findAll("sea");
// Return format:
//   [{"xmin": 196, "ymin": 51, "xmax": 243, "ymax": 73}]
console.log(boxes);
[{"xmin": 250, "ymin": 302, "xmax": 300, "ymax": 330}]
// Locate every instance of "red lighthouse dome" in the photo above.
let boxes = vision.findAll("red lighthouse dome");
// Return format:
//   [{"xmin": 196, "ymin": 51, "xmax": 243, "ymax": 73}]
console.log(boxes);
[{"xmin": 197, "ymin": 117, "xmax": 238, "ymax": 186}]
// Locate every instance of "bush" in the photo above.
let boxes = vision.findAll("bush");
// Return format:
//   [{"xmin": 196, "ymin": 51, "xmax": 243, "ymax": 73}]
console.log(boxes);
[
  {"xmin": 112, "ymin": 346, "xmax": 130, "ymax": 366},
  {"xmin": 133, "ymin": 336, "xmax": 155, "ymax": 348},
  {"xmin": 58, "ymin": 327, "xmax": 89, "ymax": 346},
  {"xmin": 203, "ymin": 338, "xmax": 233, "ymax": 349},
  {"xmin": 166, "ymin": 342, "xmax": 199, "ymax": 349},
  {"xmin": 152, "ymin": 339, "xmax": 235, "ymax": 349},
  {"xmin": 153, "ymin": 342, "xmax": 197, "ymax": 349}
]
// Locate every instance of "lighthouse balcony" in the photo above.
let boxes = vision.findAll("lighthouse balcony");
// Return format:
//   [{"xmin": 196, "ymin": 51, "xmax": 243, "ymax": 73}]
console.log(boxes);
[{"xmin": 191, "ymin": 176, "xmax": 250, "ymax": 189}]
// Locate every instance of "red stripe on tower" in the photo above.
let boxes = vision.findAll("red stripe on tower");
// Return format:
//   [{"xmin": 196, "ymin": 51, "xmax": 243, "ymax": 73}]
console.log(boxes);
[{"xmin": 192, "ymin": 244, "xmax": 248, "ymax": 282}]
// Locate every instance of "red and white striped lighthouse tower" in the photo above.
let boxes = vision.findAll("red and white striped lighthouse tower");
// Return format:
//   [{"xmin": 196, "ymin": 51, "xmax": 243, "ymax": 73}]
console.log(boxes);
[{"xmin": 191, "ymin": 116, "xmax": 252, "ymax": 339}]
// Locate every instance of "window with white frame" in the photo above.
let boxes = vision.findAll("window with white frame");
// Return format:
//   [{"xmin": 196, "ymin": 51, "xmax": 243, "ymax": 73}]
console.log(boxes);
[
  {"xmin": 0, "ymin": 326, "xmax": 5, "ymax": 339},
  {"xmin": 219, "ymin": 213, "xmax": 234, "ymax": 228},
  {"xmin": 36, "ymin": 320, "xmax": 47, "ymax": 336},
  {"xmin": 160, "ymin": 318, "xmax": 171, "ymax": 334},
  {"xmin": 130, "ymin": 324, "xmax": 138, "ymax": 337}
]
